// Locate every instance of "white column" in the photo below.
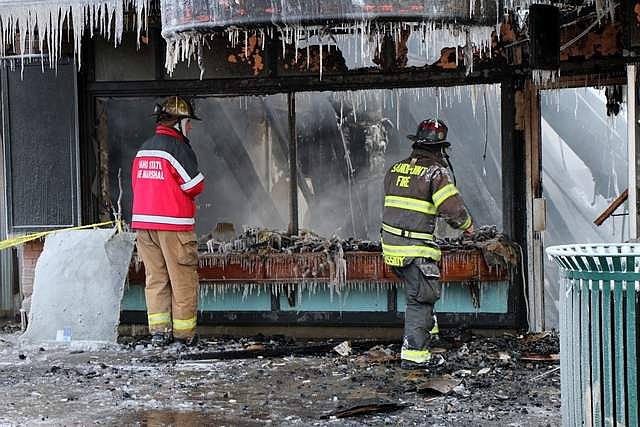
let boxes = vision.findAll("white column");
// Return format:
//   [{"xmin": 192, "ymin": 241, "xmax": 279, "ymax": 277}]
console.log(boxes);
[
  {"xmin": 523, "ymin": 81, "xmax": 544, "ymax": 332},
  {"xmin": 628, "ymin": 65, "xmax": 639, "ymax": 239}
]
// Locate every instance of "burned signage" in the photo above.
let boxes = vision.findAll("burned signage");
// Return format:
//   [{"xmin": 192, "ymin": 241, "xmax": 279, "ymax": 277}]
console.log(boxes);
[
  {"xmin": 160, "ymin": 0, "xmax": 500, "ymax": 75},
  {"xmin": 161, "ymin": 0, "xmax": 500, "ymax": 28}
]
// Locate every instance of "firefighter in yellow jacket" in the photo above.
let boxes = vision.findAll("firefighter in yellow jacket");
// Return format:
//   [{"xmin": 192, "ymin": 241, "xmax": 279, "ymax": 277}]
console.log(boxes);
[{"xmin": 382, "ymin": 118, "xmax": 474, "ymax": 369}]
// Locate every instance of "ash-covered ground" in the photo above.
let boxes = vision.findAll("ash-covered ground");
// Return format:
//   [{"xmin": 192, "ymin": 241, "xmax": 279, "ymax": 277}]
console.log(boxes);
[{"xmin": 0, "ymin": 322, "xmax": 560, "ymax": 426}]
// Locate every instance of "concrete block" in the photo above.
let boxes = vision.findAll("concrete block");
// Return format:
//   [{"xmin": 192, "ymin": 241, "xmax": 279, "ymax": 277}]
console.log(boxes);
[{"xmin": 20, "ymin": 228, "xmax": 135, "ymax": 344}]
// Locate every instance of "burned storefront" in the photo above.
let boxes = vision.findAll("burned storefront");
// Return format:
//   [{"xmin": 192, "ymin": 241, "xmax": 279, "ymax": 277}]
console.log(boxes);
[{"xmin": 0, "ymin": 0, "xmax": 633, "ymax": 335}]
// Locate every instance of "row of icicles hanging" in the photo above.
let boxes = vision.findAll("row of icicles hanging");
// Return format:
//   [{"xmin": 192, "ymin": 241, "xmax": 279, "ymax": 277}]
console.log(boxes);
[
  {"xmin": 0, "ymin": 0, "xmax": 150, "ymax": 72},
  {"xmin": 0, "ymin": 0, "xmax": 498, "ymax": 77}
]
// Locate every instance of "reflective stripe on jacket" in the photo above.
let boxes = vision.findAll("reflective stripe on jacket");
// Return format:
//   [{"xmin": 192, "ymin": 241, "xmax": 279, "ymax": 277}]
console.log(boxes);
[
  {"xmin": 382, "ymin": 148, "xmax": 472, "ymax": 267},
  {"xmin": 131, "ymin": 125, "xmax": 205, "ymax": 231}
]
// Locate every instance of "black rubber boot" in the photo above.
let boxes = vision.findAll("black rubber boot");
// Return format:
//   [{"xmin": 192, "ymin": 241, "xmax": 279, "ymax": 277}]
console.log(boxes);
[
  {"xmin": 175, "ymin": 334, "xmax": 199, "ymax": 347},
  {"xmin": 400, "ymin": 354, "xmax": 445, "ymax": 370},
  {"xmin": 151, "ymin": 332, "xmax": 174, "ymax": 347}
]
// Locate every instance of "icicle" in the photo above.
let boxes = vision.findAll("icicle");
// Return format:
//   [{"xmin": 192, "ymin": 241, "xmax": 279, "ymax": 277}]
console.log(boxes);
[
  {"xmin": 470, "ymin": 85, "xmax": 478, "ymax": 118},
  {"xmin": 1, "ymin": 1, "xmax": 149, "ymax": 73},
  {"xmin": 319, "ymin": 33, "xmax": 323, "ymax": 81},
  {"xmin": 395, "ymin": 89, "xmax": 400, "ymax": 132},
  {"xmin": 158, "ymin": 11, "xmax": 497, "ymax": 76},
  {"xmin": 532, "ymin": 69, "xmax": 561, "ymax": 87},
  {"xmin": 244, "ymin": 30, "xmax": 248, "ymax": 59},
  {"xmin": 482, "ymin": 85, "xmax": 489, "ymax": 177}
]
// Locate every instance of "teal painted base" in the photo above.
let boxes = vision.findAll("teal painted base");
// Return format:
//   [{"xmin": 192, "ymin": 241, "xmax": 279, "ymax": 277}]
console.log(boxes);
[
  {"xmin": 120, "ymin": 285, "xmax": 145, "ymax": 311},
  {"xmin": 122, "ymin": 280, "xmax": 509, "ymax": 315},
  {"xmin": 121, "ymin": 283, "xmax": 388, "ymax": 312},
  {"xmin": 197, "ymin": 284, "xmax": 272, "ymax": 311},
  {"xmin": 121, "ymin": 283, "xmax": 272, "ymax": 312},
  {"xmin": 397, "ymin": 281, "xmax": 509, "ymax": 314},
  {"xmin": 278, "ymin": 285, "xmax": 388, "ymax": 312}
]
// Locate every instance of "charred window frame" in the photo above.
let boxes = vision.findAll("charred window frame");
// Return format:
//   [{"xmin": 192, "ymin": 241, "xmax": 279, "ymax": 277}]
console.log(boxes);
[
  {"xmin": 81, "ymin": 27, "xmax": 514, "ymax": 221},
  {"xmin": 80, "ymin": 30, "xmax": 588, "ymax": 331}
]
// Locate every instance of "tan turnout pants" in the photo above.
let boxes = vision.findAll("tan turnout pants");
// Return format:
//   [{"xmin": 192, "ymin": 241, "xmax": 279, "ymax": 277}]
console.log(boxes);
[{"xmin": 136, "ymin": 230, "xmax": 199, "ymax": 339}]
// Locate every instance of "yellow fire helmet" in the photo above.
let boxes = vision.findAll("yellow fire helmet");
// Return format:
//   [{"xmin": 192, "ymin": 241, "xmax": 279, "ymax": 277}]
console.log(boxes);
[{"xmin": 152, "ymin": 96, "xmax": 201, "ymax": 121}]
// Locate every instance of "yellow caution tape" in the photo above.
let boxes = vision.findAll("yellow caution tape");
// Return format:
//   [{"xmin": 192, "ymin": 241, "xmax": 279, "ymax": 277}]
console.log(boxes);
[{"xmin": 0, "ymin": 220, "xmax": 121, "ymax": 252}]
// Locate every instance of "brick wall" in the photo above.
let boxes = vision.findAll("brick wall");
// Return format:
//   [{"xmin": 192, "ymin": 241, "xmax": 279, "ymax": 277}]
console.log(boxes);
[{"xmin": 19, "ymin": 239, "xmax": 44, "ymax": 310}]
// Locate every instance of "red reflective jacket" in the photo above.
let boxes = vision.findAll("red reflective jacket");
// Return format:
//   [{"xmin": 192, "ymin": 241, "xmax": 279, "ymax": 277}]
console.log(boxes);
[{"xmin": 131, "ymin": 125, "xmax": 205, "ymax": 231}]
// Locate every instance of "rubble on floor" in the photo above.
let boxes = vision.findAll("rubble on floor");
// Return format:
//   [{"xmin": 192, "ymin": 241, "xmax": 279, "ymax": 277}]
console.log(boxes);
[{"xmin": 0, "ymin": 324, "xmax": 560, "ymax": 426}]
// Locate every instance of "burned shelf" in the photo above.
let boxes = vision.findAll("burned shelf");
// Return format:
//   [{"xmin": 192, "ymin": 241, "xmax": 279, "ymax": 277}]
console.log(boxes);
[{"xmin": 129, "ymin": 250, "xmax": 510, "ymax": 285}]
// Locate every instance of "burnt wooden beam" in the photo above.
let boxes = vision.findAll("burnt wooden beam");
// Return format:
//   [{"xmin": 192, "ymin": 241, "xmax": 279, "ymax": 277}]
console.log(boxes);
[
  {"xmin": 623, "ymin": 0, "xmax": 640, "ymax": 52},
  {"xmin": 151, "ymin": 26, "xmax": 165, "ymax": 81},
  {"xmin": 264, "ymin": 30, "xmax": 280, "ymax": 78},
  {"xmin": 558, "ymin": 57, "xmax": 628, "ymax": 80},
  {"xmin": 380, "ymin": 33, "xmax": 397, "ymax": 73},
  {"xmin": 79, "ymin": 35, "xmax": 98, "ymax": 224},
  {"xmin": 628, "ymin": 65, "xmax": 640, "ymax": 237},
  {"xmin": 501, "ymin": 78, "xmax": 528, "ymax": 331},
  {"xmin": 95, "ymin": 100, "xmax": 112, "ymax": 221},
  {"xmin": 86, "ymin": 54, "xmax": 630, "ymax": 98},
  {"xmin": 519, "ymin": 80, "xmax": 544, "ymax": 332},
  {"xmin": 87, "ymin": 63, "xmax": 514, "ymax": 97},
  {"xmin": 594, "ymin": 189, "xmax": 628, "ymax": 226},
  {"xmin": 529, "ymin": 5, "xmax": 560, "ymax": 70}
]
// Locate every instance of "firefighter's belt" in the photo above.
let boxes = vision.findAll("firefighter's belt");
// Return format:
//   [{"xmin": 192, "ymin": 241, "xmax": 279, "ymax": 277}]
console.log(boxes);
[
  {"xmin": 381, "ymin": 240, "xmax": 442, "ymax": 262},
  {"xmin": 381, "ymin": 223, "xmax": 433, "ymax": 241}
]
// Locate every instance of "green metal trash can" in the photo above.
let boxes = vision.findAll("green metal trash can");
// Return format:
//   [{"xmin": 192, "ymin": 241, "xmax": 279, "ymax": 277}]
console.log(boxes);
[{"xmin": 547, "ymin": 244, "xmax": 639, "ymax": 427}]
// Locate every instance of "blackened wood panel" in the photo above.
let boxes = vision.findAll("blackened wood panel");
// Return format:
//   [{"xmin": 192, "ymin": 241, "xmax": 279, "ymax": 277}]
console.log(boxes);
[{"xmin": 3, "ymin": 62, "xmax": 79, "ymax": 230}]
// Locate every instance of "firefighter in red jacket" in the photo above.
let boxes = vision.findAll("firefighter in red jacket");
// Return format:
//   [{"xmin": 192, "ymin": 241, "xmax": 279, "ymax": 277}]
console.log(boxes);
[{"xmin": 131, "ymin": 96, "xmax": 205, "ymax": 347}]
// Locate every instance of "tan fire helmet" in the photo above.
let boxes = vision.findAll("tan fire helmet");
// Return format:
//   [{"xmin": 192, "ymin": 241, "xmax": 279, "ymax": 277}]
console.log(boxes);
[{"xmin": 152, "ymin": 96, "xmax": 201, "ymax": 121}]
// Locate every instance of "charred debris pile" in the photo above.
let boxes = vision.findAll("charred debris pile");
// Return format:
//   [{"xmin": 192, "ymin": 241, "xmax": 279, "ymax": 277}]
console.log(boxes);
[
  {"xmin": 130, "ymin": 224, "xmax": 518, "ymax": 301},
  {"xmin": 200, "ymin": 224, "xmax": 519, "ymax": 271}
]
